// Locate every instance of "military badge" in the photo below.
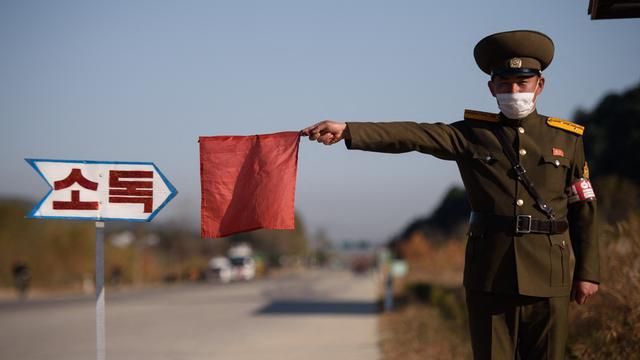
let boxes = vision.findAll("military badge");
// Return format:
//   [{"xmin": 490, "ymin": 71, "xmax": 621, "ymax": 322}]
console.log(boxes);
[
  {"xmin": 552, "ymin": 148, "xmax": 564, "ymax": 157},
  {"xmin": 509, "ymin": 57, "xmax": 522, "ymax": 68},
  {"xmin": 583, "ymin": 162, "xmax": 590, "ymax": 179},
  {"xmin": 566, "ymin": 179, "xmax": 596, "ymax": 204}
]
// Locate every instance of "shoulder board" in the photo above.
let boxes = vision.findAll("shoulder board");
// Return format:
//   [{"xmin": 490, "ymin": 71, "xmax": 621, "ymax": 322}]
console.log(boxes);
[
  {"xmin": 464, "ymin": 109, "xmax": 499, "ymax": 123},
  {"xmin": 546, "ymin": 117, "xmax": 584, "ymax": 136}
]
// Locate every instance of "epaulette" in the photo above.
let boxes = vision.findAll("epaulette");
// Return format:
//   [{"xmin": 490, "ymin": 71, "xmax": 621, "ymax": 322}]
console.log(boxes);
[
  {"xmin": 546, "ymin": 117, "xmax": 584, "ymax": 136},
  {"xmin": 464, "ymin": 109, "xmax": 499, "ymax": 123}
]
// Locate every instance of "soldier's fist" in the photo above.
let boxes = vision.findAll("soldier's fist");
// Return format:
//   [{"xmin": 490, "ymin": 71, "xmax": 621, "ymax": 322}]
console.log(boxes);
[
  {"xmin": 571, "ymin": 280, "xmax": 599, "ymax": 305},
  {"xmin": 302, "ymin": 121, "xmax": 348, "ymax": 145}
]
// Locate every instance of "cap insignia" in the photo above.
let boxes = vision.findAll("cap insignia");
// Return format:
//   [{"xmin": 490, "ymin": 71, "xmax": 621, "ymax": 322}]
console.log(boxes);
[{"xmin": 509, "ymin": 57, "xmax": 522, "ymax": 68}]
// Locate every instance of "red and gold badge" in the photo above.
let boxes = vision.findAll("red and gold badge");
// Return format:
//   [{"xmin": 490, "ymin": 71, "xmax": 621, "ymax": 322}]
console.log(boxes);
[
  {"xmin": 583, "ymin": 162, "xmax": 590, "ymax": 179},
  {"xmin": 552, "ymin": 148, "xmax": 564, "ymax": 157}
]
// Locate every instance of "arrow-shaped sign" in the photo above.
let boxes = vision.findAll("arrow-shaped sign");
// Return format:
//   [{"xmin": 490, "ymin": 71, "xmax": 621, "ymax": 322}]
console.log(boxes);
[{"xmin": 26, "ymin": 159, "xmax": 178, "ymax": 222}]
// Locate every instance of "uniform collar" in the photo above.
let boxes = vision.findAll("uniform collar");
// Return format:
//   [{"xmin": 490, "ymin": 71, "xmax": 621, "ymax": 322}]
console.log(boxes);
[{"xmin": 499, "ymin": 109, "xmax": 540, "ymax": 127}]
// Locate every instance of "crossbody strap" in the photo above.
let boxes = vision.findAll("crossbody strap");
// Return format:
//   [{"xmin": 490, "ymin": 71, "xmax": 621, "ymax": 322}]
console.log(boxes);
[{"xmin": 492, "ymin": 126, "xmax": 556, "ymax": 220}]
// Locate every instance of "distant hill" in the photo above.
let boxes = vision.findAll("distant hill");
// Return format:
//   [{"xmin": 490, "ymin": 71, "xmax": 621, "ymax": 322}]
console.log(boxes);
[
  {"xmin": 575, "ymin": 82, "xmax": 640, "ymax": 184},
  {"xmin": 575, "ymin": 81, "xmax": 640, "ymax": 222},
  {"xmin": 394, "ymin": 186, "xmax": 470, "ymax": 246}
]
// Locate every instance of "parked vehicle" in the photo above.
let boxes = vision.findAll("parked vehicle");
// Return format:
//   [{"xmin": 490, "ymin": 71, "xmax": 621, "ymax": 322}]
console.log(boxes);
[
  {"xmin": 230, "ymin": 256, "xmax": 256, "ymax": 281},
  {"xmin": 228, "ymin": 243, "xmax": 256, "ymax": 281},
  {"xmin": 208, "ymin": 256, "xmax": 231, "ymax": 283}
]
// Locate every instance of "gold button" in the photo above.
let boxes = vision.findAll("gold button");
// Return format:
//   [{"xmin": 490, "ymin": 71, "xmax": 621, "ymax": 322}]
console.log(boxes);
[
  {"xmin": 516, "ymin": 199, "xmax": 524, "ymax": 206},
  {"xmin": 554, "ymin": 160, "xmax": 560, "ymax": 167},
  {"xmin": 518, "ymin": 127, "xmax": 525, "ymax": 134},
  {"xmin": 519, "ymin": 149, "xmax": 527, "ymax": 156}
]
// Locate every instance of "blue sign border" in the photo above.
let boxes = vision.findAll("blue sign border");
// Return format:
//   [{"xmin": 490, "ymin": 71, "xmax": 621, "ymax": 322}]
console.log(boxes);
[{"xmin": 25, "ymin": 158, "xmax": 178, "ymax": 222}]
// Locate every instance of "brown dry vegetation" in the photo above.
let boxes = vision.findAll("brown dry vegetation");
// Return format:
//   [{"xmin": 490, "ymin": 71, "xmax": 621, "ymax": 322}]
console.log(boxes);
[
  {"xmin": 0, "ymin": 200, "xmax": 226, "ymax": 292},
  {"xmin": 379, "ymin": 232, "xmax": 471, "ymax": 360},
  {"xmin": 379, "ymin": 302, "xmax": 471, "ymax": 360},
  {"xmin": 380, "ymin": 212, "xmax": 640, "ymax": 359},
  {"xmin": 396, "ymin": 232, "xmax": 466, "ymax": 287},
  {"xmin": 568, "ymin": 213, "xmax": 640, "ymax": 359},
  {"xmin": 0, "ymin": 198, "xmax": 312, "ymax": 294}
]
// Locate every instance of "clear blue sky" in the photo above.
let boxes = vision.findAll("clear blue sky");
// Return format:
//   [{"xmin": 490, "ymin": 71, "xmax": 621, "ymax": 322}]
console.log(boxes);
[{"xmin": 1, "ymin": 1, "xmax": 639, "ymax": 243}]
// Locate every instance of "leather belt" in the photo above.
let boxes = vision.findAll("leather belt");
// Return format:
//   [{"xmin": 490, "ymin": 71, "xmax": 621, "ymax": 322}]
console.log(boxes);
[{"xmin": 469, "ymin": 212, "xmax": 569, "ymax": 235}]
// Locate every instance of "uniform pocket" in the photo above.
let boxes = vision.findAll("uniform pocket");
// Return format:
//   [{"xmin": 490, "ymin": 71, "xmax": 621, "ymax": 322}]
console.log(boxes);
[
  {"xmin": 472, "ymin": 152, "xmax": 499, "ymax": 165},
  {"xmin": 549, "ymin": 234, "xmax": 568, "ymax": 287},
  {"xmin": 540, "ymin": 155, "xmax": 570, "ymax": 192}
]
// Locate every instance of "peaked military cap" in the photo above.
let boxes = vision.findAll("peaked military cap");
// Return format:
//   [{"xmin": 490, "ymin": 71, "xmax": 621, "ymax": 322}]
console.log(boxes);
[{"xmin": 474, "ymin": 30, "xmax": 554, "ymax": 77}]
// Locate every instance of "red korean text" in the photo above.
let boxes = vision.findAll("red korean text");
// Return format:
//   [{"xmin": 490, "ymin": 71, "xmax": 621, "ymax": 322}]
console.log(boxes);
[
  {"xmin": 53, "ymin": 168, "xmax": 99, "ymax": 210},
  {"xmin": 108, "ymin": 170, "xmax": 153, "ymax": 213}
]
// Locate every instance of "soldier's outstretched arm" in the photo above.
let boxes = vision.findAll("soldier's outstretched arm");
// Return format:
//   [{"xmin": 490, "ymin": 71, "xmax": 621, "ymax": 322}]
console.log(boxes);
[{"xmin": 302, "ymin": 120, "xmax": 467, "ymax": 161}]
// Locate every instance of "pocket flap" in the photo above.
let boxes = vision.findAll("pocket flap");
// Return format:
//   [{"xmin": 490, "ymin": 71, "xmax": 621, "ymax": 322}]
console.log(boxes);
[
  {"xmin": 549, "ymin": 234, "xmax": 568, "ymax": 248},
  {"xmin": 542, "ymin": 155, "xmax": 570, "ymax": 168},
  {"xmin": 472, "ymin": 152, "xmax": 499, "ymax": 164}
]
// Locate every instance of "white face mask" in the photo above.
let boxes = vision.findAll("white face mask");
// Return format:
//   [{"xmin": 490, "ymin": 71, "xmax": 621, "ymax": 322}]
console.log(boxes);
[
  {"xmin": 496, "ymin": 92, "xmax": 536, "ymax": 119},
  {"xmin": 495, "ymin": 82, "xmax": 539, "ymax": 119}
]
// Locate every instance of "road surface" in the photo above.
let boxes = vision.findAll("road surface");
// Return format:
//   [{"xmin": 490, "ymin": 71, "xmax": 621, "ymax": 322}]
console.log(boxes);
[{"xmin": 0, "ymin": 269, "xmax": 380, "ymax": 360}]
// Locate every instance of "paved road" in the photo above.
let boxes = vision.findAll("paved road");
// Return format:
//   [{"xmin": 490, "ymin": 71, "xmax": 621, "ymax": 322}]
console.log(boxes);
[{"xmin": 0, "ymin": 269, "xmax": 380, "ymax": 360}]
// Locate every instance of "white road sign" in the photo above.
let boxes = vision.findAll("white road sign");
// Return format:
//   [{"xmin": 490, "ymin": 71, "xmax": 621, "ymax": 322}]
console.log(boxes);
[{"xmin": 26, "ymin": 159, "xmax": 178, "ymax": 221}]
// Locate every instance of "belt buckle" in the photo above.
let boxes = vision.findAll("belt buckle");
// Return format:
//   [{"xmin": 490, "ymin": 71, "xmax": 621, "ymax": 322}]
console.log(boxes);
[{"xmin": 515, "ymin": 215, "xmax": 532, "ymax": 234}]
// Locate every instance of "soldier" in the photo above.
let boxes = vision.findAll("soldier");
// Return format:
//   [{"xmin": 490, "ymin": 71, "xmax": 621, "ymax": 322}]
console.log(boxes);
[{"xmin": 302, "ymin": 30, "xmax": 599, "ymax": 359}]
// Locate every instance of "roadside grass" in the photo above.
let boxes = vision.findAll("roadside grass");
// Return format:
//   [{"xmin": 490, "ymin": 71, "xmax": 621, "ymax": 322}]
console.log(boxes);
[
  {"xmin": 567, "ymin": 214, "xmax": 640, "ymax": 359},
  {"xmin": 378, "ymin": 237, "xmax": 471, "ymax": 359},
  {"xmin": 379, "ymin": 299, "xmax": 471, "ymax": 360},
  {"xmin": 379, "ymin": 213, "xmax": 640, "ymax": 359}
]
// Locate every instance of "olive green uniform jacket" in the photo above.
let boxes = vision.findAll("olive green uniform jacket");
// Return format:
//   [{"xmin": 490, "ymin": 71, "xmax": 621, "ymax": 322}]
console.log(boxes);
[{"xmin": 345, "ymin": 110, "xmax": 599, "ymax": 297}]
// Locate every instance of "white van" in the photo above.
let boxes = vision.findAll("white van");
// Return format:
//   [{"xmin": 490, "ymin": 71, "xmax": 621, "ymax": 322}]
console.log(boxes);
[{"xmin": 230, "ymin": 256, "xmax": 256, "ymax": 281}]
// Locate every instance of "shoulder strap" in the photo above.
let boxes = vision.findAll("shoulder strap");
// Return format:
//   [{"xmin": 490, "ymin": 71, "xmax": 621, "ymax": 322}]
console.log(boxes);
[
  {"xmin": 492, "ymin": 127, "xmax": 556, "ymax": 219},
  {"xmin": 464, "ymin": 109, "xmax": 499, "ymax": 123},
  {"xmin": 547, "ymin": 117, "xmax": 584, "ymax": 136}
]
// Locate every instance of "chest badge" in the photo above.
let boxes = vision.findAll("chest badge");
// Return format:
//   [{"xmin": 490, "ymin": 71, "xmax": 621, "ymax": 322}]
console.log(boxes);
[
  {"xmin": 583, "ymin": 162, "xmax": 590, "ymax": 179},
  {"xmin": 552, "ymin": 147, "xmax": 565, "ymax": 157}
]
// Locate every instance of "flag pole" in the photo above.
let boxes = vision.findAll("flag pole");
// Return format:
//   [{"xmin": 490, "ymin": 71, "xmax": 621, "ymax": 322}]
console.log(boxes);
[{"xmin": 96, "ymin": 221, "xmax": 106, "ymax": 360}]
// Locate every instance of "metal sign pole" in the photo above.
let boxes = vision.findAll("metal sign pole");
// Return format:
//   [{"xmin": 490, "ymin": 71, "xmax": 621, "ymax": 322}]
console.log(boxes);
[
  {"xmin": 96, "ymin": 221, "xmax": 106, "ymax": 360},
  {"xmin": 384, "ymin": 273, "xmax": 393, "ymax": 312}
]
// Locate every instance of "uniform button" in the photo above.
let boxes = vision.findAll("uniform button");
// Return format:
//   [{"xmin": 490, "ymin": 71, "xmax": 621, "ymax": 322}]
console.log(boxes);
[
  {"xmin": 519, "ymin": 149, "xmax": 527, "ymax": 156},
  {"xmin": 516, "ymin": 199, "xmax": 524, "ymax": 206},
  {"xmin": 485, "ymin": 156, "xmax": 492, "ymax": 162},
  {"xmin": 554, "ymin": 160, "xmax": 560, "ymax": 167},
  {"xmin": 562, "ymin": 240, "xmax": 566, "ymax": 247},
  {"xmin": 518, "ymin": 127, "xmax": 525, "ymax": 134}
]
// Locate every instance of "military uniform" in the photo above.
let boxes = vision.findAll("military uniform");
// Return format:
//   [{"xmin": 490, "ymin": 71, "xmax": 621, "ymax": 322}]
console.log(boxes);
[{"xmin": 341, "ymin": 30, "xmax": 599, "ymax": 359}]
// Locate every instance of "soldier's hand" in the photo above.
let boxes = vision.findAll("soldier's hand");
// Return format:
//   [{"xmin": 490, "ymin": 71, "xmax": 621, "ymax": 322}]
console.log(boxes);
[
  {"xmin": 301, "ymin": 120, "xmax": 348, "ymax": 145},
  {"xmin": 571, "ymin": 280, "xmax": 599, "ymax": 305}
]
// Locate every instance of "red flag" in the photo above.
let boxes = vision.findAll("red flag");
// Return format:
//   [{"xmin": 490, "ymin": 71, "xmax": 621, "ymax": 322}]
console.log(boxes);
[{"xmin": 199, "ymin": 131, "xmax": 301, "ymax": 238}]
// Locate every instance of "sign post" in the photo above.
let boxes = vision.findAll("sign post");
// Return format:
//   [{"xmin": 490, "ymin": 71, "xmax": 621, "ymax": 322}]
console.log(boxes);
[
  {"xmin": 26, "ymin": 159, "xmax": 177, "ymax": 360},
  {"xmin": 385, "ymin": 260, "xmax": 408, "ymax": 312},
  {"xmin": 96, "ymin": 221, "xmax": 105, "ymax": 360}
]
